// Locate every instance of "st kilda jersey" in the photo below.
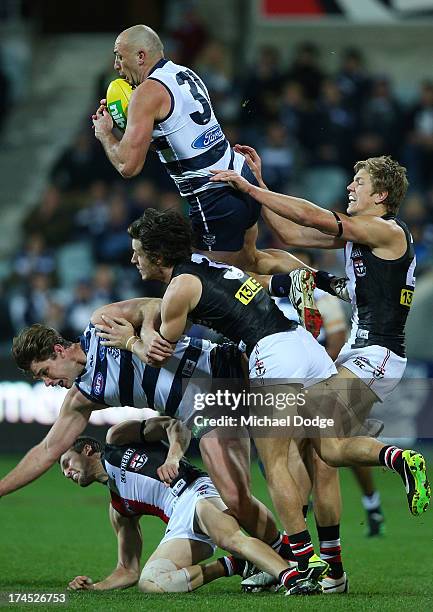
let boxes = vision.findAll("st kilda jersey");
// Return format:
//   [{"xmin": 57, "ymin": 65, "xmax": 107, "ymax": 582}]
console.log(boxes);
[
  {"xmin": 103, "ymin": 437, "xmax": 206, "ymax": 521},
  {"xmin": 345, "ymin": 215, "xmax": 416, "ymax": 357},
  {"xmin": 172, "ymin": 254, "xmax": 296, "ymax": 356}
]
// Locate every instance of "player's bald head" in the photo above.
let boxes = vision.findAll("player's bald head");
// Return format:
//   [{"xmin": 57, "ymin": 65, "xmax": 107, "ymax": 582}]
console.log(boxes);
[{"xmin": 118, "ymin": 25, "xmax": 164, "ymax": 59}]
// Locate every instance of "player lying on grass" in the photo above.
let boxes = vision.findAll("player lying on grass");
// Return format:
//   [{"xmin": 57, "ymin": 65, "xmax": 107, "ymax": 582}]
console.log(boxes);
[
  {"xmin": 1, "ymin": 299, "xmax": 286, "ymax": 557},
  {"xmin": 62, "ymin": 416, "xmax": 319, "ymax": 595}
]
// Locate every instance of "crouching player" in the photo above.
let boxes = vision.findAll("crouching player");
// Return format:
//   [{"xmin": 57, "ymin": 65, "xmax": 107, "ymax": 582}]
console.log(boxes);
[{"xmin": 63, "ymin": 416, "xmax": 323, "ymax": 595}]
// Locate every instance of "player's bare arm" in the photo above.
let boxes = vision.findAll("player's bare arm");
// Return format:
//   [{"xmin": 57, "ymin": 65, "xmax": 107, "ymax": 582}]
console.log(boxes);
[
  {"xmin": 158, "ymin": 274, "xmax": 202, "ymax": 349},
  {"xmin": 69, "ymin": 506, "xmax": 142, "ymax": 591},
  {"xmin": 211, "ymin": 169, "xmax": 406, "ymax": 254},
  {"xmin": 107, "ymin": 417, "xmax": 192, "ymax": 484},
  {"xmin": 93, "ymin": 79, "xmax": 170, "ymax": 178},
  {"xmin": 0, "ymin": 388, "xmax": 96, "ymax": 497},
  {"xmin": 94, "ymin": 298, "xmax": 173, "ymax": 364}
]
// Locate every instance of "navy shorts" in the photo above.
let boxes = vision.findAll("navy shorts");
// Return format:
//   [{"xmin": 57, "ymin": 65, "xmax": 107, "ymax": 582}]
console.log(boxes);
[{"xmin": 189, "ymin": 161, "xmax": 261, "ymax": 252}]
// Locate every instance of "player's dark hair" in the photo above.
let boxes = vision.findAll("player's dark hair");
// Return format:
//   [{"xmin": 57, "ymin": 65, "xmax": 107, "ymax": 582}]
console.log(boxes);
[
  {"xmin": 354, "ymin": 155, "xmax": 409, "ymax": 214},
  {"xmin": 12, "ymin": 324, "xmax": 73, "ymax": 373},
  {"xmin": 128, "ymin": 208, "xmax": 193, "ymax": 266},
  {"xmin": 71, "ymin": 436, "xmax": 104, "ymax": 455}
]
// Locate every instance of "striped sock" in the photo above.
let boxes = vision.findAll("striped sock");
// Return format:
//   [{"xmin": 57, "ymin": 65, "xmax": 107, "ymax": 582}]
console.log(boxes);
[
  {"xmin": 273, "ymin": 532, "xmax": 296, "ymax": 562},
  {"xmin": 316, "ymin": 524, "xmax": 343, "ymax": 579},
  {"xmin": 379, "ymin": 445, "xmax": 404, "ymax": 474},
  {"xmin": 217, "ymin": 556, "xmax": 246, "ymax": 577},
  {"xmin": 288, "ymin": 529, "xmax": 314, "ymax": 571},
  {"xmin": 278, "ymin": 566, "xmax": 301, "ymax": 589}
]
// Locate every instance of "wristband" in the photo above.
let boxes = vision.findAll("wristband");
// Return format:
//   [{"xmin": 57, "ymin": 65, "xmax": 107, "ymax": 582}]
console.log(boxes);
[{"xmin": 125, "ymin": 335, "xmax": 139, "ymax": 351}]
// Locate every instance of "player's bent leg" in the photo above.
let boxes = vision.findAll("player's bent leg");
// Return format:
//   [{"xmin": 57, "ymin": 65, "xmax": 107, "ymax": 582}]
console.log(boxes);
[
  {"xmin": 199, "ymin": 433, "xmax": 279, "ymax": 542},
  {"xmin": 195, "ymin": 497, "xmax": 288, "ymax": 579},
  {"xmin": 139, "ymin": 538, "xmax": 215, "ymax": 593}
]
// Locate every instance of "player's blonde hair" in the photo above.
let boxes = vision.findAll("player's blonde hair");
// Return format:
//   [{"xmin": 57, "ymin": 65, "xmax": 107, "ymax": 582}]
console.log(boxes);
[{"xmin": 354, "ymin": 155, "xmax": 408, "ymax": 214}]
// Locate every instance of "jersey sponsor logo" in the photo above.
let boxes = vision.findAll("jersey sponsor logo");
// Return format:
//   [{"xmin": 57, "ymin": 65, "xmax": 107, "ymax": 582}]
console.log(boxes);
[
  {"xmin": 356, "ymin": 329, "xmax": 369, "ymax": 340},
  {"xmin": 203, "ymin": 233, "xmax": 216, "ymax": 247},
  {"xmin": 93, "ymin": 372, "xmax": 104, "ymax": 396},
  {"xmin": 191, "ymin": 125, "xmax": 224, "ymax": 149},
  {"xmin": 235, "ymin": 277, "xmax": 263, "ymax": 305},
  {"xmin": 182, "ymin": 358, "xmax": 197, "ymax": 377},
  {"xmin": 351, "ymin": 247, "xmax": 363, "ymax": 258},
  {"xmin": 223, "ymin": 267, "xmax": 244, "ymax": 280},
  {"xmin": 171, "ymin": 478, "xmax": 187, "ymax": 496},
  {"xmin": 400, "ymin": 288, "xmax": 414, "ymax": 307},
  {"xmin": 99, "ymin": 344, "xmax": 106, "ymax": 361},
  {"xmin": 353, "ymin": 258, "xmax": 366, "ymax": 277},
  {"xmin": 352, "ymin": 356, "xmax": 373, "ymax": 370},
  {"xmin": 129, "ymin": 451, "xmax": 148, "ymax": 471},
  {"xmin": 120, "ymin": 448, "xmax": 135, "ymax": 483}
]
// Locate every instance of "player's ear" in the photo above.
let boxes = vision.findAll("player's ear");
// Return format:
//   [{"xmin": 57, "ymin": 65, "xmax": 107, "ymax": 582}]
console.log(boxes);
[
  {"xmin": 53, "ymin": 344, "xmax": 65, "ymax": 358},
  {"xmin": 83, "ymin": 444, "xmax": 95, "ymax": 457},
  {"xmin": 375, "ymin": 190, "xmax": 388, "ymax": 205}
]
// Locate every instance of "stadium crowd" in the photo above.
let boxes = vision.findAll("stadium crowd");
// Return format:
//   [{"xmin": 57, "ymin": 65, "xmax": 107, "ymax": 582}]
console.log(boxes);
[{"xmin": 1, "ymin": 29, "xmax": 433, "ymax": 344}]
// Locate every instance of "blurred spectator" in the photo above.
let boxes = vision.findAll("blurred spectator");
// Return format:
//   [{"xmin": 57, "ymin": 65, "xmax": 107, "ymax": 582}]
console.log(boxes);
[
  {"xmin": 130, "ymin": 180, "xmax": 160, "ymax": 218},
  {"xmin": 311, "ymin": 78, "xmax": 356, "ymax": 168},
  {"xmin": 359, "ymin": 77, "xmax": 403, "ymax": 159},
  {"xmin": 22, "ymin": 185, "xmax": 76, "ymax": 248},
  {"xmin": 74, "ymin": 180, "xmax": 110, "ymax": 238},
  {"xmin": 51, "ymin": 130, "xmax": 115, "ymax": 191},
  {"xmin": 286, "ymin": 42, "xmax": 325, "ymax": 102},
  {"xmin": 196, "ymin": 40, "xmax": 238, "ymax": 121},
  {"xmin": 279, "ymin": 81, "xmax": 310, "ymax": 146},
  {"xmin": 169, "ymin": 2, "xmax": 209, "ymax": 65},
  {"xmin": 12, "ymin": 233, "xmax": 56, "ymax": 286},
  {"xmin": 336, "ymin": 47, "xmax": 371, "ymax": 117},
  {"xmin": 241, "ymin": 45, "xmax": 283, "ymax": 132},
  {"xmin": 64, "ymin": 279, "xmax": 96, "ymax": 336},
  {"xmin": 92, "ymin": 264, "xmax": 120, "ymax": 305},
  {"xmin": 93, "ymin": 194, "xmax": 132, "ymax": 266},
  {"xmin": 259, "ymin": 123, "xmax": 295, "ymax": 192},
  {"xmin": 404, "ymin": 80, "xmax": 433, "ymax": 190},
  {"xmin": 9, "ymin": 273, "xmax": 54, "ymax": 331}
]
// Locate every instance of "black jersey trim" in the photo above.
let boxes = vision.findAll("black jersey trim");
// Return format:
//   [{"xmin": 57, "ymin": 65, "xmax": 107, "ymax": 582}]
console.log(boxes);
[
  {"xmin": 119, "ymin": 350, "xmax": 134, "ymax": 406},
  {"xmin": 163, "ymin": 138, "xmax": 229, "ymax": 174},
  {"xmin": 165, "ymin": 338, "xmax": 203, "ymax": 417},
  {"xmin": 142, "ymin": 366, "xmax": 160, "ymax": 409},
  {"xmin": 148, "ymin": 77, "xmax": 175, "ymax": 123}
]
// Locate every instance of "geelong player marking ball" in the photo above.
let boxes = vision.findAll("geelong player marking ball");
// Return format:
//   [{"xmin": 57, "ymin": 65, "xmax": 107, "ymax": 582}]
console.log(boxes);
[{"xmin": 106, "ymin": 78, "xmax": 133, "ymax": 130}]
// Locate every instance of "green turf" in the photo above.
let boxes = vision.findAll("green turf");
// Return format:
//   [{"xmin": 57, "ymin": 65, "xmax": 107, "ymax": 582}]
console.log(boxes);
[{"xmin": 1, "ymin": 449, "xmax": 432, "ymax": 611}]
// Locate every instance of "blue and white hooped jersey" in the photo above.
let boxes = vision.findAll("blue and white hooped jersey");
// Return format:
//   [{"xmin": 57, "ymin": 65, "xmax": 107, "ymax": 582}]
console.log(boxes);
[
  {"xmin": 149, "ymin": 59, "xmax": 244, "ymax": 197},
  {"xmin": 76, "ymin": 323, "xmax": 215, "ymax": 419}
]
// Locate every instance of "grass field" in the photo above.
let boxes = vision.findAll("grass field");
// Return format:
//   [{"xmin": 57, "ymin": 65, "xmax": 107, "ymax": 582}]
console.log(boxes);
[{"xmin": 1, "ymin": 449, "xmax": 432, "ymax": 611}]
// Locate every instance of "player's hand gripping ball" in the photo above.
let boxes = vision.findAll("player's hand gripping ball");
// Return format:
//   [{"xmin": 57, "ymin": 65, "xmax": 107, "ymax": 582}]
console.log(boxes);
[{"xmin": 106, "ymin": 78, "xmax": 133, "ymax": 131}]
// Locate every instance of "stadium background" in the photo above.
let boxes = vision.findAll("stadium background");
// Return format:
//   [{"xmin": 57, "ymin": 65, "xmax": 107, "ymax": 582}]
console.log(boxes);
[{"xmin": 0, "ymin": 1, "xmax": 432, "ymax": 608}]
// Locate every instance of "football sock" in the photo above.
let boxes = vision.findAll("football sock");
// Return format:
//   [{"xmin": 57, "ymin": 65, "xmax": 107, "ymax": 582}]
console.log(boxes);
[
  {"xmin": 288, "ymin": 529, "xmax": 314, "ymax": 571},
  {"xmin": 316, "ymin": 524, "xmax": 343, "ymax": 579},
  {"xmin": 379, "ymin": 445, "xmax": 404, "ymax": 475},
  {"xmin": 269, "ymin": 273, "xmax": 292, "ymax": 297},
  {"xmin": 362, "ymin": 490, "xmax": 382, "ymax": 512},
  {"xmin": 271, "ymin": 532, "xmax": 296, "ymax": 562},
  {"xmin": 217, "ymin": 556, "xmax": 246, "ymax": 577}
]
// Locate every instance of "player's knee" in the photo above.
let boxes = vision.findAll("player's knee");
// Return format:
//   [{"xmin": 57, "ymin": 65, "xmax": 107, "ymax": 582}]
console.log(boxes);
[
  {"xmin": 313, "ymin": 451, "xmax": 338, "ymax": 478},
  {"xmin": 139, "ymin": 559, "xmax": 191, "ymax": 593}
]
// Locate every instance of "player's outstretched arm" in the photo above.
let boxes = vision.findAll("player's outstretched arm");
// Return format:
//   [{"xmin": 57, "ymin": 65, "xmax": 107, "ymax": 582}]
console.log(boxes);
[
  {"xmin": 69, "ymin": 506, "xmax": 142, "ymax": 591},
  {"xmin": 0, "ymin": 387, "xmax": 96, "ymax": 498}
]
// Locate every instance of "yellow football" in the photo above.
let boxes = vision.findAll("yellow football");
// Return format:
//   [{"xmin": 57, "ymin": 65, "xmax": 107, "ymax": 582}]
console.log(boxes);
[{"xmin": 106, "ymin": 78, "xmax": 133, "ymax": 131}]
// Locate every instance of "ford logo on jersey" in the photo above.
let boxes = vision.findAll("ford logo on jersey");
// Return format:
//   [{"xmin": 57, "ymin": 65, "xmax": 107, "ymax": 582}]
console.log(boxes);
[{"xmin": 191, "ymin": 125, "xmax": 224, "ymax": 149}]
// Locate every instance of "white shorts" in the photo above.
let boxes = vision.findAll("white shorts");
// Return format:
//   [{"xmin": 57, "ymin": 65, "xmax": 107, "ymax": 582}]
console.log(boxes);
[
  {"xmin": 248, "ymin": 326, "xmax": 337, "ymax": 388},
  {"xmin": 160, "ymin": 477, "xmax": 224, "ymax": 551},
  {"xmin": 335, "ymin": 343, "xmax": 407, "ymax": 401}
]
